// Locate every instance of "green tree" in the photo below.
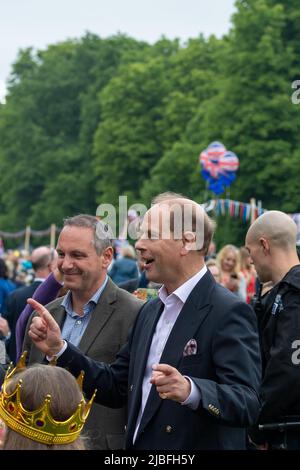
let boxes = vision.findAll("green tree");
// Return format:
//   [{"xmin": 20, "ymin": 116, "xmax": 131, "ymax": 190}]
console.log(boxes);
[
  {"xmin": 92, "ymin": 48, "xmax": 174, "ymax": 207},
  {"xmin": 0, "ymin": 34, "xmax": 148, "ymax": 231},
  {"xmin": 141, "ymin": 36, "xmax": 224, "ymax": 205}
]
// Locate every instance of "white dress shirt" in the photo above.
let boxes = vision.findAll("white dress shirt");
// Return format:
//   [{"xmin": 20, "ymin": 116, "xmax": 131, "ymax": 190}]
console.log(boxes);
[{"xmin": 133, "ymin": 265, "xmax": 207, "ymax": 443}]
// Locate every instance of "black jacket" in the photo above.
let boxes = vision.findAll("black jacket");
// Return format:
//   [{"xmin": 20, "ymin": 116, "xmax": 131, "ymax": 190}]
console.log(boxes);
[{"xmin": 254, "ymin": 264, "xmax": 300, "ymax": 424}]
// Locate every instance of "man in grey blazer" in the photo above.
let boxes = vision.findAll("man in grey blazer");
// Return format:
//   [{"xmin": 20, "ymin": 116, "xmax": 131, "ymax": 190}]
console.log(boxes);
[{"xmin": 23, "ymin": 214, "xmax": 143, "ymax": 450}]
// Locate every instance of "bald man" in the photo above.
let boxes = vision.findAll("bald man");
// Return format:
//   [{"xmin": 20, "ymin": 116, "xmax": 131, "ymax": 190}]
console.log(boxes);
[
  {"xmin": 245, "ymin": 211, "xmax": 300, "ymax": 449},
  {"xmin": 4, "ymin": 246, "xmax": 56, "ymax": 363}
]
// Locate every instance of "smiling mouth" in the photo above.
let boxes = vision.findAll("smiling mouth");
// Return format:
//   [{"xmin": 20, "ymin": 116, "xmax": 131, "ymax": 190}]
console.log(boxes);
[{"xmin": 144, "ymin": 259, "xmax": 154, "ymax": 268}]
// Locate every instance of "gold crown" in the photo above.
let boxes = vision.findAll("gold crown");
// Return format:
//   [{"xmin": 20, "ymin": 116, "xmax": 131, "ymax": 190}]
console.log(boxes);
[{"xmin": 0, "ymin": 352, "xmax": 96, "ymax": 445}]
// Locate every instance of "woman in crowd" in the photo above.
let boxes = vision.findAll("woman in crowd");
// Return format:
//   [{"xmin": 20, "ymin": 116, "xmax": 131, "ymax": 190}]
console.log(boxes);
[{"xmin": 217, "ymin": 244, "xmax": 247, "ymax": 301}]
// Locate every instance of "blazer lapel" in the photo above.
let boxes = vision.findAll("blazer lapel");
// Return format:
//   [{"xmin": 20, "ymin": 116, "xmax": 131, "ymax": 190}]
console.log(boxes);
[
  {"xmin": 136, "ymin": 271, "xmax": 215, "ymax": 438},
  {"xmin": 55, "ymin": 304, "xmax": 67, "ymax": 329},
  {"xmin": 78, "ymin": 278, "xmax": 117, "ymax": 354},
  {"xmin": 33, "ymin": 303, "xmax": 66, "ymax": 364}
]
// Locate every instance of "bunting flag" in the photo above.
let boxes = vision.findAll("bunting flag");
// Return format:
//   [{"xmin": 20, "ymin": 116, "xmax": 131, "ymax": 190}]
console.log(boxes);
[
  {"xmin": 244, "ymin": 204, "xmax": 251, "ymax": 222},
  {"xmin": 0, "ymin": 237, "xmax": 4, "ymax": 256},
  {"xmin": 202, "ymin": 198, "xmax": 267, "ymax": 223},
  {"xmin": 234, "ymin": 201, "xmax": 240, "ymax": 218}
]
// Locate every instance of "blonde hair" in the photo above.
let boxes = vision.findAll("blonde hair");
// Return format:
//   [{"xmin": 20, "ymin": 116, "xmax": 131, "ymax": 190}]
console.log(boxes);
[{"xmin": 217, "ymin": 244, "xmax": 241, "ymax": 275}]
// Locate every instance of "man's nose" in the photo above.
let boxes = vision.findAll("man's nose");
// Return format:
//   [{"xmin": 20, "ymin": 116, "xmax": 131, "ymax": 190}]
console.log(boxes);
[
  {"xmin": 135, "ymin": 239, "xmax": 143, "ymax": 251},
  {"xmin": 60, "ymin": 256, "xmax": 74, "ymax": 270}
]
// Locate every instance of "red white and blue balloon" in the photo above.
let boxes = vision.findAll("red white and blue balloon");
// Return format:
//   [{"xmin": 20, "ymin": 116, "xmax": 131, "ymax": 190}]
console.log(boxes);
[{"xmin": 199, "ymin": 141, "xmax": 239, "ymax": 195}]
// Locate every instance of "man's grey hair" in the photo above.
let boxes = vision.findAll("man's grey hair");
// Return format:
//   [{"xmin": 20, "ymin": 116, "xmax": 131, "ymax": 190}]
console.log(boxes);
[{"xmin": 63, "ymin": 214, "xmax": 112, "ymax": 255}]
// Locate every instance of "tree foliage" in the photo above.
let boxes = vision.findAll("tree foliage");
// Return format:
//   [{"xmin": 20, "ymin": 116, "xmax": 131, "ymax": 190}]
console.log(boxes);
[{"xmin": 0, "ymin": 1, "xmax": 299, "ymax": 247}]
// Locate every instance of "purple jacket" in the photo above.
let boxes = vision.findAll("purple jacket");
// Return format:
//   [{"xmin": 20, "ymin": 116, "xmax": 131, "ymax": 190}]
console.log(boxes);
[{"xmin": 15, "ymin": 273, "xmax": 61, "ymax": 362}]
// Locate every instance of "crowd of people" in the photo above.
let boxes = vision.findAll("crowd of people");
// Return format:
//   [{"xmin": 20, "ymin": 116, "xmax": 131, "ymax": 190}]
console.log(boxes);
[{"xmin": 0, "ymin": 192, "xmax": 299, "ymax": 451}]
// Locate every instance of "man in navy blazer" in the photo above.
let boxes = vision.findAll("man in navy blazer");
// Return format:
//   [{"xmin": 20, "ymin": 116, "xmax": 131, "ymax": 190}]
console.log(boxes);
[{"xmin": 28, "ymin": 192, "xmax": 261, "ymax": 450}]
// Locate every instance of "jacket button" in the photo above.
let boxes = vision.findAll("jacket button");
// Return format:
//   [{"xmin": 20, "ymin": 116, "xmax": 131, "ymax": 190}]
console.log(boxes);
[
  {"xmin": 165, "ymin": 425, "xmax": 172, "ymax": 433},
  {"xmin": 130, "ymin": 384, "xmax": 133, "ymax": 391}
]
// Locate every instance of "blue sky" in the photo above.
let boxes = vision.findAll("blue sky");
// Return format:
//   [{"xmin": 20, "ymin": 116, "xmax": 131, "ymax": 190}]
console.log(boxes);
[{"xmin": 0, "ymin": 0, "xmax": 236, "ymax": 101}]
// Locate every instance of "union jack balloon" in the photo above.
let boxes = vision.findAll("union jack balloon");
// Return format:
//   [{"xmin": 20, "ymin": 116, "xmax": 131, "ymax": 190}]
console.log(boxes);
[{"xmin": 199, "ymin": 141, "xmax": 239, "ymax": 195}]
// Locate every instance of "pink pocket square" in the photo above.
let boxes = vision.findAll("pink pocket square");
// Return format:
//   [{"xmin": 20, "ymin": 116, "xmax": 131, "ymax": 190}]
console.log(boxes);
[{"xmin": 183, "ymin": 338, "xmax": 197, "ymax": 357}]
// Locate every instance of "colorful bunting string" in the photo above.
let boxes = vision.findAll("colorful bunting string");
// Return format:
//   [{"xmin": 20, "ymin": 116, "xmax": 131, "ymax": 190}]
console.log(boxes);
[
  {"xmin": 202, "ymin": 199, "xmax": 266, "ymax": 222},
  {"xmin": 1, "ymin": 203, "xmax": 300, "ymax": 240}
]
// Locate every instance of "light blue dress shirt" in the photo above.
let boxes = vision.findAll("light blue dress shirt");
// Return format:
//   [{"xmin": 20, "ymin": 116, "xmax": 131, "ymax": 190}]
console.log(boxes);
[{"xmin": 61, "ymin": 276, "xmax": 108, "ymax": 347}]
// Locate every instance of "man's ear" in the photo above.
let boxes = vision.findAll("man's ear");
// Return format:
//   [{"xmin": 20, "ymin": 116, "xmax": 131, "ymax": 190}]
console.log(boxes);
[
  {"xmin": 181, "ymin": 231, "xmax": 197, "ymax": 253},
  {"xmin": 101, "ymin": 247, "xmax": 114, "ymax": 268},
  {"xmin": 259, "ymin": 237, "xmax": 270, "ymax": 254}
]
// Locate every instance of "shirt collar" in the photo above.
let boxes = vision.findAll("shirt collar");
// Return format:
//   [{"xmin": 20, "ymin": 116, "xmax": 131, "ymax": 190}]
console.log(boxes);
[
  {"xmin": 159, "ymin": 265, "xmax": 207, "ymax": 305},
  {"xmin": 61, "ymin": 275, "xmax": 109, "ymax": 314},
  {"xmin": 34, "ymin": 277, "xmax": 47, "ymax": 283},
  {"xmin": 89, "ymin": 275, "xmax": 109, "ymax": 304}
]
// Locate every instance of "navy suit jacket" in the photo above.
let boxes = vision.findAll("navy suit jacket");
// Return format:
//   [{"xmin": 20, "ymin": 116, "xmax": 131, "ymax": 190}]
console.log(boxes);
[{"xmin": 58, "ymin": 270, "xmax": 261, "ymax": 450}]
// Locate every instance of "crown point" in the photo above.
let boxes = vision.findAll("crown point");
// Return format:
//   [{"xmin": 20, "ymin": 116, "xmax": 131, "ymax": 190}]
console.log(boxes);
[
  {"xmin": 76, "ymin": 371, "xmax": 85, "ymax": 391},
  {"xmin": 15, "ymin": 351, "xmax": 27, "ymax": 373}
]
